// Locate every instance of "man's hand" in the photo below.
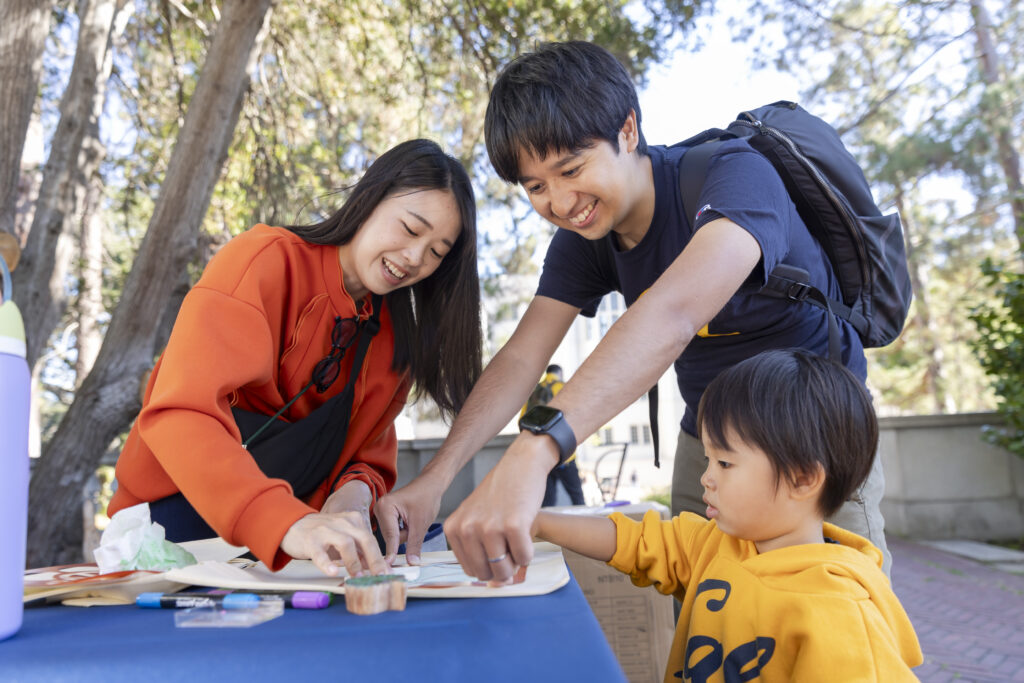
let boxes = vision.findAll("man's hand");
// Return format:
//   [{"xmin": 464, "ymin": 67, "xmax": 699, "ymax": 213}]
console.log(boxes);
[
  {"xmin": 374, "ymin": 473, "xmax": 445, "ymax": 565},
  {"xmin": 280, "ymin": 480, "xmax": 387, "ymax": 577},
  {"xmin": 444, "ymin": 432, "xmax": 556, "ymax": 582}
]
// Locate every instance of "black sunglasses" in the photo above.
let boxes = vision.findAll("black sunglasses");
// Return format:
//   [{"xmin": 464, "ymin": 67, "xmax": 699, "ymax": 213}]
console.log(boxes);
[
  {"xmin": 242, "ymin": 315, "xmax": 362, "ymax": 448},
  {"xmin": 312, "ymin": 316, "xmax": 361, "ymax": 393}
]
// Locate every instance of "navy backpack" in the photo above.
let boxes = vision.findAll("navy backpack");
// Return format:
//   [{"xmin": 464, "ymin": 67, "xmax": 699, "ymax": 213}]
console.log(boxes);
[
  {"xmin": 676, "ymin": 100, "xmax": 913, "ymax": 353},
  {"xmin": 649, "ymin": 101, "xmax": 913, "ymax": 466}
]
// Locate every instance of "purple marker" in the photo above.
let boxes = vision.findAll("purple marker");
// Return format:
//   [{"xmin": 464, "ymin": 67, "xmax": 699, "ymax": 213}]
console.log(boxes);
[{"xmin": 252, "ymin": 591, "xmax": 331, "ymax": 609}]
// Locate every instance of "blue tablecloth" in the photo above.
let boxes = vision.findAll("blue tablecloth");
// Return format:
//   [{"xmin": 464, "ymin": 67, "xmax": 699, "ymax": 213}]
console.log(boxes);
[{"xmin": 1, "ymin": 575, "xmax": 625, "ymax": 682}]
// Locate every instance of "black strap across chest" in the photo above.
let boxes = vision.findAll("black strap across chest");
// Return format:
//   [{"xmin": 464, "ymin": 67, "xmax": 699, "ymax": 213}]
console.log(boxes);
[{"xmin": 232, "ymin": 294, "xmax": 383, "ymax": 499}]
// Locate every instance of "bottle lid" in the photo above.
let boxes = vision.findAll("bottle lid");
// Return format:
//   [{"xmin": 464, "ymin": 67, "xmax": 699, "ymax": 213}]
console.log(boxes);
[
  {"xmin": 0, "ymin": 302, "xmax": 25, "ymax": 357},
  {"xmin": 0, "ymin": 254, "xmax": 25, "ymax": 356}
]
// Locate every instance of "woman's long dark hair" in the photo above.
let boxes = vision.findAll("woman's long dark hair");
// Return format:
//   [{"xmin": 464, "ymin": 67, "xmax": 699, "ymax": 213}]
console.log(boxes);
[{"xmin": 287, "ymin": 139, "xmax": 482, "ymax": 419}]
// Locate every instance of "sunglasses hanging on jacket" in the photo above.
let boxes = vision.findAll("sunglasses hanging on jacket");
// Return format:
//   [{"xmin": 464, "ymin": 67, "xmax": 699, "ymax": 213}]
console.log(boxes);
[{"xmin": 232, "ymin": 294, "xmax": 384, "ymax": 498}]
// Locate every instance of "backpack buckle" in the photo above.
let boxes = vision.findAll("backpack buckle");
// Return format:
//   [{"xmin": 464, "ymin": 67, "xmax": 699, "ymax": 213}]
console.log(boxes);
[{"xmin": 785, "ymin": 281, "xmax": 811, "ymax": 301}]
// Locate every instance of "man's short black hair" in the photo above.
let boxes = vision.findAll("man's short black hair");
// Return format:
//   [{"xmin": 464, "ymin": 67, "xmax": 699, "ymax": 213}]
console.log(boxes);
[
  {"xmin": 696, "ymin": 349, "xmax": 878, "ymax": 518},
  {"xmin": 484, "ymin": 41, "xmax": 647, "ymax": 183},
  {"xmin": 546, "ymin": 364, "xmax": 563, "ymax": 376}
]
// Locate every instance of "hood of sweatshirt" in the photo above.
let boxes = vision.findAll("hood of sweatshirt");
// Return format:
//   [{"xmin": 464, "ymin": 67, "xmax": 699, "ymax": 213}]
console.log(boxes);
[{"xmin": 736, "ymin": 522, "xmax": 921, "ymax": 665}]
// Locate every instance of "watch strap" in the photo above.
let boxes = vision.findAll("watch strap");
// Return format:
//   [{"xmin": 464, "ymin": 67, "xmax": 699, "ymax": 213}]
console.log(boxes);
[{"xmin": 519, "ymin": 407, "xmax": 576, "ymax": 465}]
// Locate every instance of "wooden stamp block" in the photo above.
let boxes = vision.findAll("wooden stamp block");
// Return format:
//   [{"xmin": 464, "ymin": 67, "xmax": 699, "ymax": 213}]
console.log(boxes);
[{"xmin": 344, "ymin": 575, "xmax": 408, "ymax": 615}]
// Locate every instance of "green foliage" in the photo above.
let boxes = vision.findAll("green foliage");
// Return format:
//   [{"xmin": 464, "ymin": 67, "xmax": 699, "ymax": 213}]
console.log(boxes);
[
  {"xmin": 99, "ymin": 0, "xmax": 709, "ymax": 283},
  {"xmin": 728, "ymin": 0, "xmax": 1021, "ymax": 416},
  {"xmin": 92, "ymin": 465, "xmax": 117, "ymax": 521},
  {"xmin": 642, "ymin": 486, "xmax": 671, "ymax": 508},
  {"xmin": 49, "ymin": 0, "xmax": 708, "ymax": 426},
  {"xmin": 970, "ymin": 259, "xmax": 1024, "ymax": 459}
]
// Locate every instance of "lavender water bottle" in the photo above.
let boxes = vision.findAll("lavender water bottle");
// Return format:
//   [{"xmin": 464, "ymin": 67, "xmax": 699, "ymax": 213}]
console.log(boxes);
[{"xmin": 0, "ymin": 253, "xmax": 29, "ymax": 640}]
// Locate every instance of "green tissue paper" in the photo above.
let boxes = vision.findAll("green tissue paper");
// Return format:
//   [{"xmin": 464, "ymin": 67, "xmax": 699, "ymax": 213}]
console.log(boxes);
[
  {"xmin": 94, "ymin": 503, "xmax": 197, "ymax": 573},
  {"xmin": 127, "ymin": 536, "xmax": 197, "ymax": 572}
]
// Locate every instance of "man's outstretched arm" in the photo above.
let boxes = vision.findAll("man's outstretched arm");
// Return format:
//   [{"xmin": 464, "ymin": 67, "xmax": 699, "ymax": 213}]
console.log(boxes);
[
  {"xmin": 374, "ymin": 295, "xmax": 578, "ymax": 563},
  {"xmin": 444, "ymin": 218, "xmax": 762, "ymax": 581}
]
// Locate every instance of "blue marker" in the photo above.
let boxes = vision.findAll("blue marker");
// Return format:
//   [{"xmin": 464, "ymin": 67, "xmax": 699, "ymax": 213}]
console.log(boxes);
[{"xmin": 136, "ymin": 592, "xmax": 264, "ymax": 609}]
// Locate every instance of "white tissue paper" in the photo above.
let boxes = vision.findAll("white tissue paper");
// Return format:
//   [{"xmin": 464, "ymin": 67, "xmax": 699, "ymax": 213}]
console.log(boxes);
[{"xmin": 93, "ymin": 503, "xmax": 197, "ymax": 574}]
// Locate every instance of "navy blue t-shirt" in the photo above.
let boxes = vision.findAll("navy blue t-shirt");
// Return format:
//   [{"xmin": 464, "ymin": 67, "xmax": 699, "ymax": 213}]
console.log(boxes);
[{"xmin": 536, "ymin": 139, "xmax": 867, "ymax": 435}]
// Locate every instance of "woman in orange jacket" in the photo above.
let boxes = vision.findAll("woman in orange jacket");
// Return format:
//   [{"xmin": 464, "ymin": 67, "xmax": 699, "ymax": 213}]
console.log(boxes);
[{"xmin": 109, "ymin": 139, "xmax": 481, "ymax": 577}]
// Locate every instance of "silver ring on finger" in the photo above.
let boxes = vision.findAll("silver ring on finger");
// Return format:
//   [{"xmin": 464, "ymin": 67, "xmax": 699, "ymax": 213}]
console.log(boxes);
[{"xmin": 487, "ymin": 553, "xmax": 507, "ymax": 563}]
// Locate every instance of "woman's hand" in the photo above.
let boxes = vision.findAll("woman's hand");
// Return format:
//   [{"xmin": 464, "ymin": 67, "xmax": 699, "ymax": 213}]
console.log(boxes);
[
  {"xmin": 322, "ymin": 479, "xmax": 374, "ymax": 530},
  {"xmin": 280, "ymin": 480, "xmax": 388, "ymax": 577}
]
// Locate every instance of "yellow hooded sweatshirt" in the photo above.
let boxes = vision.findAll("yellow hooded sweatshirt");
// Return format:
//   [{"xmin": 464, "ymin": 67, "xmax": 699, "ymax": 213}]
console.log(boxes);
[{"xmin": 609, "ymin": 510, "xmax": 923, "ymax": 682}]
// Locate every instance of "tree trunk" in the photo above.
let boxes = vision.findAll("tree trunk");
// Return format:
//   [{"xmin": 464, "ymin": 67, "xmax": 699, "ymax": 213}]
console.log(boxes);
[
  {"xmin": 26, "ymin": 0, "xmax": 274, "ymax": 569},
  {"xmin": 13, "ymin": 0, "xmax": 126, "ymax": 368},
  {"xmin": 971, "ymin": 0, "xmax": 1024, "ymax": 255},
  {"xmin": 75, "ymin": 121, "xmax": 106, "ymax": 383},
  {"xmin": 14, "ymin": 116, "xmax": 45, "ymax": 246},
  {"xmin": 895, "ymin": 188, "xmax": 951, "ymax": 413},
  {"xmin": 0, "ymin": 0, "xmax": 49, "ymax": 239}
]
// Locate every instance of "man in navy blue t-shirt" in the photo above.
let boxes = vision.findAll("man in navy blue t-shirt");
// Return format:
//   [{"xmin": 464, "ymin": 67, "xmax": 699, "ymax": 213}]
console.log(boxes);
[{"xmin": 375, "ymin": 41, "xmax": 889, "ymax": 582}]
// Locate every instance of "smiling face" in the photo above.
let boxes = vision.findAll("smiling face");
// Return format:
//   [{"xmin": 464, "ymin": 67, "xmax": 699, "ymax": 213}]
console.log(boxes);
[
  {"xmin": 337, "ymin": 188, "xmax": 461, "ymax": 301},
  {"xmin": 515, "ymin": 112, "xmax": 654, "ymax": 249},
  {"xmin": 700, "ymin": 427, "xmax": 825, "ymax": 554}
]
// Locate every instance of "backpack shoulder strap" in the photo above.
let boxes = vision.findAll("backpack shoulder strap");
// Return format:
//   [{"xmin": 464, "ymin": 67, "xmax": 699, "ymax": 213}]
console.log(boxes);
[
  {"xmin": 643, "ymin": 136, "xmax": 728, "ymax": 469},
  {"xmin": 761, "ymin": 265, "xmax": 845, "ymax": 361},
  {"xmin": 678, "ymin": 140, "xmax": 723, "ymax": 231},
  {"xmin": 648, "ymin": 382, "xmax": 660, "ymax": 469}
]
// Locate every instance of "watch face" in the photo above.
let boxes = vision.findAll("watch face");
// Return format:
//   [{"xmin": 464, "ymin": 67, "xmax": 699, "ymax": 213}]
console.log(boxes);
[{"xmin": 521, "ymin": 405, "xmax": 561, "ymax": 430}]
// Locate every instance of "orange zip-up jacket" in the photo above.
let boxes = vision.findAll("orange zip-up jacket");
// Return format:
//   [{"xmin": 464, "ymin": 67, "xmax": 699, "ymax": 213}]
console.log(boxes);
[{"xmin": 109, "ymin": 225, "xmax": 410, "ymax": 569}]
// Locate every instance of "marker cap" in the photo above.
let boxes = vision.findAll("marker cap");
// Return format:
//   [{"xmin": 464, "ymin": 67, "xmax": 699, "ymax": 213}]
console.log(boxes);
[
  {"xmin": 222, "ymin": 593, "xmax": 260, "ymax": 609},
  {"xmin": 135, "ymin": 592, "xmax": 165, "ymax": 608},
  {"xmin": 291, "ymin": 591, "xmax": 330, "ymax": 609}
]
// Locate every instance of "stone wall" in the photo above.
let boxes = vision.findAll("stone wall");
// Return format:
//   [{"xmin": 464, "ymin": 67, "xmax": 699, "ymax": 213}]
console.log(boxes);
[
  {"xmin": 395, "ymin": 434, "xmax": 514, "ymax": 519},
  {"xmin": 879, "ymin": 412, "xmax": 1024, "ymax": 540},
  {"xmin": 398, "ymin": 413, "xmax": 1024, "ymax": 541}
]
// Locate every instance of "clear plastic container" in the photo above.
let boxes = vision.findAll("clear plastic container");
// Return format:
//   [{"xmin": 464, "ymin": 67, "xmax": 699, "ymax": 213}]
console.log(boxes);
[{"xmin": 174, "ymin": 598, "xmax": 285, "ymax": 628}]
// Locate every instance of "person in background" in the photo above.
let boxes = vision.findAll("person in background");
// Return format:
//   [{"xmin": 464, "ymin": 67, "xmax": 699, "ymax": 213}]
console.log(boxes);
[
  {"xmin": 533, "ymin": 349, "xmax": 922, "ymax": 681},
  {"xmin": 521, "ymin": 364, "xmax": 586, "ymax": 507},
  {"xmin": 109, "ymin": 139, "xmax": 482, "ymax": 578}
]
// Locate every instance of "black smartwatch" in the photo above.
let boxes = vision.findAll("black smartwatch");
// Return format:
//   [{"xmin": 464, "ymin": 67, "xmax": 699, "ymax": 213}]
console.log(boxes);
[{"xmin": 518, "ymin": 405, "xmax": 577, "ymax": 465}]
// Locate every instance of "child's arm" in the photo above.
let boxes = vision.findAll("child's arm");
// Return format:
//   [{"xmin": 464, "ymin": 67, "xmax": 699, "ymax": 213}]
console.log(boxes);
[{"xmin": 533, "ymin": 511, "xmax": 617, "ymax": 562}]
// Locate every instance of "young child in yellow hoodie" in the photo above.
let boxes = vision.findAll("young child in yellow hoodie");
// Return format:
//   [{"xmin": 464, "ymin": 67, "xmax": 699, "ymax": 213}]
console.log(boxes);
[{"xmin": 533, "ymin": 348, "xmax": 923, "ymax": 682}]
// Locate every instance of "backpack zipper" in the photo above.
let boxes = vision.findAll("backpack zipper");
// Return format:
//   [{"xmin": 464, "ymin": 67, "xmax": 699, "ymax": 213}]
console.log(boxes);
[{"xmin": 734, "ymin": 114, "xmax": 871, "ymax": 299}]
